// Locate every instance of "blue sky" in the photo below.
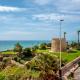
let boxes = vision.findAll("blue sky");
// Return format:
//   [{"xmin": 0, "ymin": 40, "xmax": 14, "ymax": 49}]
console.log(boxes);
[{"xmin": 0, "ymin": 0, "xmax": 80, "ymax": 40}]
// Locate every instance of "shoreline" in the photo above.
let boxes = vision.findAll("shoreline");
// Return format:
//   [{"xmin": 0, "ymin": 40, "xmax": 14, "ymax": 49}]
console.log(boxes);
[{"xmin": 0, "ymin": 40, "xmax": 50, "ymax": 51}]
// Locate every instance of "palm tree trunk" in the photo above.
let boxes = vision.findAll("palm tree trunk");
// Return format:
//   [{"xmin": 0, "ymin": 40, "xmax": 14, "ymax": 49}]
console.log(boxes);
[{"xmin": 78, "ymin": 31, "xmax": 79, "ymax": 45}]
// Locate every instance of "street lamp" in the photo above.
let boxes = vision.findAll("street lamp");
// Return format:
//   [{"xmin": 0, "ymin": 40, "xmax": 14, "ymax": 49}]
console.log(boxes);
[
  {"xmin": 60, "ymin": 19, "xmax": 64, "ymax": 69},
  {"xmin": 59, "ymin": 19, "xmax": 64, "ymax": 80}
]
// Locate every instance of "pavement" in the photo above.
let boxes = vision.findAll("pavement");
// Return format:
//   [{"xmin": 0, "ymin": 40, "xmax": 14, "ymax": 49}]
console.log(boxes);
[
  {"xmin": 62, "ymin": 65, "xmax": 78, "ymax": 80},
  {"xmin": 74, "ymin": 67, "xmax": 80, "ymax": 80}
]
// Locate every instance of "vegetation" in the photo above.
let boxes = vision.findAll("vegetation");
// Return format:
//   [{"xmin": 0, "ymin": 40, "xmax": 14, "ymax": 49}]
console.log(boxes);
[
  {"xmin": 36, "ymin": 49, "xmax": 80, "ymax": 63},
  {"xmin": 13, "ymin": 43, "xmax": 34, "ymax": 63},
  {"xmin": 0, "ymin": 53, "xmax": 59, "ymax": 80},
  {"xmin": 22, "ymin": 48, "xmax": 32, "ymax": 57},
  {"xmin": 47, "ymin": 43, "xmax": 51, "ymax": 47},
  {"xmin": 25, "ymin": 53, "xmax": 59, "ymax": 80},
  {"xmin": 39, "ymin": 43, "xmax": 47, "ymax": 50},
  {"xmin": 1, "ymin": 51, "xmax": 16, "ymax": 54},
  {"xmin": 0, "ymin": 41, "xmax": 80, "ymax": 80},
  {"xmin": 14, "ymin": 42, "xmax": 23, "ymax": 54},
  {"xmin": 0, "ymin": 57, "xmax": 11, "ymax": 71},
  {"xmin": 0, "ymin": 65, "xmax": 40, "ymax": 80}
]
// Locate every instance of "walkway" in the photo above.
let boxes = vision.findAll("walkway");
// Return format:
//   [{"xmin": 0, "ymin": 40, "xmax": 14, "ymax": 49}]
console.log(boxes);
[{"xmin": 74, "ymin": 67, "xmax": 80, "ymax": 80}]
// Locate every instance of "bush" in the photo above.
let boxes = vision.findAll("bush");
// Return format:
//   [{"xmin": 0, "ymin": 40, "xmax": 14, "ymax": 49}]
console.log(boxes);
[
  {"xmin": 39, "ymin": 43, "xmax": 47, "ymax": 50},
  {"xmin": 78, "ymin": 62, "xmax": 80, "ymax": 67},
  {"xmin": 70, "ymin": 42, "xmax": 77, "ymax": 49},
  {"xmin": 61, "ymin": 59, "xmax": 67, "ymax": 67},
  {"xmin": 22, "ymin": 48, "xmax": 32, "ymax": 58},
  {"xmin": 47, "ymin": 43, "xmax": 51, "ymax": 47},
  {"xmin": 14, "ymin": 42, "xmax": 23, "ymax": 53},
  {"xmin": 13, "ymin": 56, "xmax": 21, "ymax": 62},
  {"xmin": 26, "ymin": 53, "xmax": 59, "ymax": 73}
]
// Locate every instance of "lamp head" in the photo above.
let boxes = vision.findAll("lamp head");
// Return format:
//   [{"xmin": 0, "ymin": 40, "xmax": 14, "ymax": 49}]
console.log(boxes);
[{"xmin": 60, "ymin": 19, "xmax": 64, "ymax": 21}]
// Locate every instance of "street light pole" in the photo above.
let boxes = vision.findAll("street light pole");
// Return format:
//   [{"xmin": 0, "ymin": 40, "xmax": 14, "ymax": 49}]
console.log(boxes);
[{"xmin": 59, "ymin": 19, "xmax": 64, "ymax": 80}]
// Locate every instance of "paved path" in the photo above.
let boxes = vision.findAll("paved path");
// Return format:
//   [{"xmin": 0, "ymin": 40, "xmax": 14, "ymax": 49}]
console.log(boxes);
[{"xmin": 74, "ymin": 67, "xmax": 80, "ymax": 80}]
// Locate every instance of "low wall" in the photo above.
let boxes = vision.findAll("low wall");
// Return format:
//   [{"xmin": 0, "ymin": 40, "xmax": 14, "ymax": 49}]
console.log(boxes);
[{"xmin": 61, "ymin": 56, "xmax": 80, "ymax": 76}]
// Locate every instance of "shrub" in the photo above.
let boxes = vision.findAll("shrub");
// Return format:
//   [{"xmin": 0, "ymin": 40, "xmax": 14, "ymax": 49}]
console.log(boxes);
[
  {"xmin": 26, "ymin": 53, "xmax": 59, "ymax": 73},
  {"xmin": 14, "ymin": 42, "xmax": 23, "ymax": 53},
  {"xmin": 22, "ymin": 48, "xmax": 32, "ymax": 58},
  {"xmin": 47, "ymin": 43, "xmax": 51, "ymax": 47},
  {"xmin": 78, "ymin": 62, "xmax": 80, "ymax": 67},
  {"xmin": 39, "ymin": 43, "xmax": 47, "ymax": 50}
]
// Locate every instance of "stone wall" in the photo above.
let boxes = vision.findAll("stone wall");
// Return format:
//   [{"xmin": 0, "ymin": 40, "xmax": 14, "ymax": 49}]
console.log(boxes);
[{"xmin": 51, "ymin": 38, "xmax": 67, "ymax": 52}]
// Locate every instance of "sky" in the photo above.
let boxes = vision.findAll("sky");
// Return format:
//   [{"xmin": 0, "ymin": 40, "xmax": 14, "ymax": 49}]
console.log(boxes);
[{"xmin": 0, "ymin": 0, "xmax": 80, "ymax": 41}]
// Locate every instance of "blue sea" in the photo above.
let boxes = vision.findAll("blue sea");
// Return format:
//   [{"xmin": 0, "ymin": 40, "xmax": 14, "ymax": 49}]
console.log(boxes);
[{"xmin": 0, "ymin": 40, "xmax": 50, "ymax": 51}]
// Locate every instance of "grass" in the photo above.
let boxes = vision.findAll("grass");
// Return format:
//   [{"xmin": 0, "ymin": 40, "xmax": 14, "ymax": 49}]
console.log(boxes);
[
  {"xmin": 0, "ymin": 51, "xmax": 16, "ymax": 54},
  {"xmin": 36, "ymin": 49, "xmax": 80, "ymax": 63},
  {"xmin": 0, "ymin": 48, "xmax": 80, "ymax": 63}
]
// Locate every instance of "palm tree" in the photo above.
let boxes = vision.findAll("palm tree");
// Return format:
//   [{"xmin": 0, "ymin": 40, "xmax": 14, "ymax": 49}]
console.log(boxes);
[
  {"xmin": 64, "ymin": 32, "xmax": 66, "ymax": 39},
  {"xmin": 78, "ymin": 30, "xmax": 80, "ymax": 45}
]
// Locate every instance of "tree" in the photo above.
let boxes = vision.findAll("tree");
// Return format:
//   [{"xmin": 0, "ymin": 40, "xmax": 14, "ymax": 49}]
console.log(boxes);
[
  {"xmin": 70, "ymin": 41, "xmax": 77, "ymax": 48},
  {"xmin": 39, "ymin": 43, "xmax": 47, "ymax": 50},
  {"xmin": 64, "ymin": 32, "xmax": 66, "ymax": 39},
  {"xmin": 14, "ymin": 42, "xmax": 23, "ymax": 53},
  {"xmin": 77, "ymin": 30, "xmax": 80, "ymax": 49},
  {"xmin": 22, "ymin": 48, "xmax": 32, "ymax": 57},
  {"xmin": 14, "ymin": 43, "xmax": 23, "ymax": 57},
  {"xmin": 78, "ymin": 30, "xmax": 80, "ymax": 45},
  {"xmin": 47, "ymin": 43, "xmax": 51, "ymax": 47},
  {"xmin": 32, "ymin": 45, "xmax": 39, "ymax": 52}
]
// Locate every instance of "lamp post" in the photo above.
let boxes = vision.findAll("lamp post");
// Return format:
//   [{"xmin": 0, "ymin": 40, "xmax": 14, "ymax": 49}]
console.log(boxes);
[{"xmin": 59, "ymin": 19, "xmax": 64, "ymax": 80}]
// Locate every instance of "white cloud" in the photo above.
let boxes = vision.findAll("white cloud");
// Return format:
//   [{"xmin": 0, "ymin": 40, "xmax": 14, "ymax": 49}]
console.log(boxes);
[
  {"xmin": 60, "ymin": 10, "xmax": 80, "ymax": 15},
  {"xmin": 33, "ymin": 13, "xmax": 64, "ymax": 21},
  {"xmin": 0, "ymin": 6, "xmax": 26, "ymax": 12},
  {"xmin": 33, "ymin": 12, "xmax": 80, "ymax": 23},
  {"xmin": 33, "ymin": 0, "xmax": 80, "ymax": 14}
]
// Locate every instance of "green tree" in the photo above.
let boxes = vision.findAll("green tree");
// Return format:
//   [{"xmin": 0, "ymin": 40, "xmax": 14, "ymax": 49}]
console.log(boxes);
[
  {"xmin": 31, "ymin": 45, "xmax": 39, "ymax": 55},
  {"xmin": 22, "ymin": 48, "xmax": 32, "ymax": 58},
  {"xmin": 39, "ymin": 43, "xmax": 47, "ymax": 50},
  {"xmin": 32, "ymin": 45, "xmax": 39, "ymax": 50},
  {"xmin": 70, "ymin": 41, "xmax": 77, "ymax": 48},
  {"xmin": 14, "ymin": 42, "xmax": 23, "ymax": 54},
  {"xmin": 47, "ymin": 43, "xmax": 51, "ymax": 47}
]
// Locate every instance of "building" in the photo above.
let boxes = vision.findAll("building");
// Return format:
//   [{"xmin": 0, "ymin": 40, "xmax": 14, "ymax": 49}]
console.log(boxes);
[{"xmin": 51, "ymin": 38, "xmax": 67, "ymax": 52}]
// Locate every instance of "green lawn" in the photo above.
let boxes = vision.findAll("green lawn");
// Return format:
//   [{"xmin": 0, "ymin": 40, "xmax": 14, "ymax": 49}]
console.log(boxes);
[
  {"xmin": 0, "ymin": 51, "xmax": 16, "ymax": 54},
  {"xmin": 36, "ymin": 49, "xmax": 80, "ymax": 63},
  {"xmin": 1, "ymin": 49, "xmax": 80, "ymax": 63}
]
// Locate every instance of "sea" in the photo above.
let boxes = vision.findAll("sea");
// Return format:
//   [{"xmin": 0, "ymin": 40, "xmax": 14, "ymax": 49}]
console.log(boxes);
[{"xmin": 0, "ymin": 40, "xmax": 50, "ymax": 51}]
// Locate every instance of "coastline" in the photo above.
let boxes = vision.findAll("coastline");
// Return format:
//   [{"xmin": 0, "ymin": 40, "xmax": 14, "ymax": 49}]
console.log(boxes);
[{"xmin": 0, "ymin": 40, "xmax": 50, "ymax": 51}]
